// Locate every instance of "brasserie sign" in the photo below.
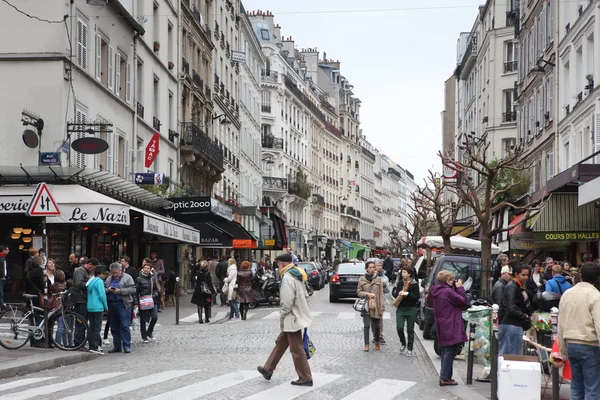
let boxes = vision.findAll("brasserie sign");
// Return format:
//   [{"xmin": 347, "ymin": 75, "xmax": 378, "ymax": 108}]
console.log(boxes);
[{"xmin": 143, "ymin": 215, "xmax": 200, "ymax": 244}]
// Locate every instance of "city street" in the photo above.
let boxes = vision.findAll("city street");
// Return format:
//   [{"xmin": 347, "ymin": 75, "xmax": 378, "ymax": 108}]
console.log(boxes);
[{"xmin": 0, "ymin": 286, "xmax": 463, "ymax": 400}]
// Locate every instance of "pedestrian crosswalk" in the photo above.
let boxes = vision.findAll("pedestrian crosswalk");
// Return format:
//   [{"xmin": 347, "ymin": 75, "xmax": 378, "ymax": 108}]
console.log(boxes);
[
  {"xmin": 179, "ymin": 310, "xmax": 391, "ymax": 323},
  {"xmin": 0, "ymin": 370, "xmax": 417, "ymax": 400}
]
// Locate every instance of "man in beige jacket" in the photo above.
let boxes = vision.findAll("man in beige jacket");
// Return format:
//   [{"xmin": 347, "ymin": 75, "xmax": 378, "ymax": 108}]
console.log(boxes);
[
  {"xmin": 258, "ymin": 253, "xmax": 313, "ymax": 386},
  {"xmin": 556, "ymin": 262, "xmax": 600, "ymax": 400}
]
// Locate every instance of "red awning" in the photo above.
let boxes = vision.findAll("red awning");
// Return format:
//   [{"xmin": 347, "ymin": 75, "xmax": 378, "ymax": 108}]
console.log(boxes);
[
  {"xmin": 375, "ymin": 249, "xmax": 391, "ymax": 255},
  {"xmin": 509, "ymin": 213, "xmax": 527, "ymax": 236}
]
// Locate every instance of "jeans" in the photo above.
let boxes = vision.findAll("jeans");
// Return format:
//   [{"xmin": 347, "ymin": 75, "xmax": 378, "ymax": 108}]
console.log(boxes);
[
  {"xmin": 73, "ymin": 303, "xmax": 88, "ymax": 349},
  {"xmin": 54, "ymin": 316, "xmax": 67, "ymax": 347},
  {"xmin": 140, "ymin": 302, "xmax": 158, "ymax": 339},
  {"xmin": 440, "ymin": 345, "xmax": 458, "ymax": 380},
  {"xmin": 108, "ymin": 301, "xmax": 131, "ymax": 350},
  {"xmin": 567, "ymin": 343, "xmax": 600, "ymax": 400},
  {"xmin": 396, "ymin": 307, "xmax": 417, "ymax": 351},
  {"xmin": 498, "ymin": 324, "xmax": 523, "ymax": 355},
  {"xmin": 87, "ymin": 312, "xmax": 103, "ymax": 351},
  {"xmin": 230, "ymin": 300, "xmax": 240, "ymax": 318},
  {"xmin": 362, "ymin": 315, "xmax": 381, "ymax": 345}
]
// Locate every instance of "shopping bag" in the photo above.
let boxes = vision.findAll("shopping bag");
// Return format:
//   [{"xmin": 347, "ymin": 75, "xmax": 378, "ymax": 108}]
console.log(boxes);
[{"xmin": 303, "ymin": 328, "xmax": 316, "ymax": 360}]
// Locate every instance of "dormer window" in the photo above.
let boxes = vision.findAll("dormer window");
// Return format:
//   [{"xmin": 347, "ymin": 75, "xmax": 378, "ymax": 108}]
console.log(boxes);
[{"xmin": 260, "ymin": 29, "xmax": 270, "ymax": 40}]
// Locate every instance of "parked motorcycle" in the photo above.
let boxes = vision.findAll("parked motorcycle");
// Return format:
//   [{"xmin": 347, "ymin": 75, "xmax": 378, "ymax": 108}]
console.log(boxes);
[{"xmin": 248, "ymin": 270, "xmax": 280, "ymax": 309}]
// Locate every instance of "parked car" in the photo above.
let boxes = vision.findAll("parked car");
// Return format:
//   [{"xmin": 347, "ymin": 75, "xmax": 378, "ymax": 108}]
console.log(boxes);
[
  {"xmin": 298, "ymin": 262, "xmax": 325, "ymax": 289},
  {"xmin": 418, "ymin": 254, "xmax": 483, "ymax": 339},
  {"xmin": 329, "ymin": 262, "xmax": 366, "ymax": 302}
]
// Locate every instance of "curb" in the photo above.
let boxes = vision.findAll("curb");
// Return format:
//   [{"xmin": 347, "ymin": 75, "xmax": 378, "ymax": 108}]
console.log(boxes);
[{"xmin": 0, "ymin": 351, "xmax": 99, "ymax": 380}]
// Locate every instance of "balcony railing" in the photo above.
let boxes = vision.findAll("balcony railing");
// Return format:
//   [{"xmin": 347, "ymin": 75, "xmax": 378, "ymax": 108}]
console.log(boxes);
[
  {"xmin": 136, "ymin": 102, "xmax": 144, "ymax": 118},
  {"xmin": 325, "ymin": 122, "xmax": 342, "ymax": 138},
  {"xmin": 220, "ymin": 32, "xmax": 225, "ymax": 49},
  {"xmin": 502, "ymin": 111, "xmax": 517, "ymax": 122},
  {"xmin": 152, "ymin": 117, "xmax": 161, "ymax": 131},
  {"xmin": 262, "ymin": 135, "xmax": 283, "ymax": 149},
  {"xmin": 503, "ymin": 60, "xmax": 518, "ymax": 73},
  {"xmin": 214, "ymin": 21, "xmax": 220, "ymax": 40},
  {"xmin": 205, "ymin": 86, "xmax": 211, "ymax": 98},
  {"xmin": 180, "ymin": 122, "xmax": 224, "ymax": 170},
  {"xmin": 214, "ymin": 74, "xmax": 220, "ymax": 91},
  {"xmin": 192, "ymin": 70, "xmax": 203, "ymax": 89},
  {"xmin": 261, "ymin": 104, "xmax": 271, "ymax": 113},
  {"xmin": 226, "ymin": 41, "xmax": 230, "ymax": 58},
  {"xmin": 261, "ymin": 69, "xmax": 278, "ymax": 83},
  {"xmin": 283, "ymin": 74, "xmax": 326, "ymax": 123},
  {"xmin": 312, "ymin": 194, "xmax": 325, "ymax": 206},
  {"xmin": 182, "ymin": 57, "xmax": 190, "ymax": 74},
  {"xmin": 506, "ymin": 10, "xmax": 516, "ymax": 27},
  {"xmin": 263, "ymin": 176, "xmax": 288, "ymax": 191}
]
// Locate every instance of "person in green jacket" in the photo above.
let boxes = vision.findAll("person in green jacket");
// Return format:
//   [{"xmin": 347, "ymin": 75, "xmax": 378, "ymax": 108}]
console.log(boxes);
[{"xmin": 87, "ymin": 265, "xmax": 109, "ymax": 355}]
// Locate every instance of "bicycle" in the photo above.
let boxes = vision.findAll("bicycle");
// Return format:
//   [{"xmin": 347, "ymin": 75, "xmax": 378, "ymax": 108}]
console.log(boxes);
[{"xmin": 0, "ymin": 290, "xmax": 88, "ymax": 351}]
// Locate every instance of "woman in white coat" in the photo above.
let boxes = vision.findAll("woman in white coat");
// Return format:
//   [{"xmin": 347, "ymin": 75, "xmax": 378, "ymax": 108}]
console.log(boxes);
[{"xmin": 224, "ymin": 258, "xmax": 240, "ymax": 320}]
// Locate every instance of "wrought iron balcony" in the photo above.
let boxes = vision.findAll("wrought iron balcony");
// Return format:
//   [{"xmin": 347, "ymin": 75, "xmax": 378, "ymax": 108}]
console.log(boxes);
[
  {"xmin": 205, "ymin": 86, "xmax": 211, "ymax": 98},
  {"xmin": 136, "ymin": 102, "xmax": 144, "ymax": 118},
  {"xmin": 214, "ymin": 21, "xmax": 220, "ymax": 40},
  {"xmin": 214, "ymin": 74, "xmax": 220, "ymax": 91},
  {"xmin": 261, "ymin": 69, "xmax": 278, "ymax": 83},
  {"xmin": 261, "ymin": 104, "xmax": 271, "ymax": 113},
  {"xmin": 312, "ymin": 193, "xmax": 325, "ymax": 207},
  {"xmin": 262, "ymin": 135, "xmax": 283, "ymax": 149},
  {"xmin": 283, "ymin": 74, "xmax": 326, "ymax": 123},
  {"xmin": 503, "ymin": 60, "xmax": 518, "ymax": 73},
  {"xmin": 192, "ymin": 70, "xmax": 203, "ymax": 89},
  {"xmin": 152, "ymin": 117, "xmax": 161, "ymax": 131},
  {"xmin": 325, "ymin": 122, "xmax": 341, "ymax": 138},
  {"xmin": 220, "ymin": 32, "xmax": 225, "ymax": 49},
  {"xmin": 182, "ymin": 57, "xmax": 190, "ymax": 74},
  {"xmin": 226, "ymin": 41, "xmax": 231, "ymax": 58},
  {"xmin": 180, "ymin": 122, "xmax": 224, "ymax": 171},
  {"xmin": 502, "ymin": 111, "xmax": 517, "ymax": 122},
  {"xmin": 263, "ymin": 176, "xmax": 288, "ymax": 191}
]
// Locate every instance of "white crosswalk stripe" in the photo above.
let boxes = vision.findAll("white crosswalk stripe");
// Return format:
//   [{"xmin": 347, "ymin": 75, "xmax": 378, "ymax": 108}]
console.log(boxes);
[
  {"xmin": 0, "ymin": 377, "xmax": 55, "ymax": 393},
  {"xmin": 143, "ymin": 370, "xmax": 260, "ymax": 400},
  {"xmin": 337, "ymin": 312, "xmax": 356, "ymax": 319},
  {"xmin": 340, "ymin": 379, "xmax": 416, "ymax": 400},
  {"xmin": 262, "ymin": 311, "xmax": 280, "ymax": 320},
  {"xmin": 60, "ymin": 370, "xmax": 198, "ymax": 400},
  {"xmin": 2, "ymin": 373, "xmax": 126, "ymax": 400},
  {"xmin": 241, "ymin": 373, "xmax": 343, "ymax": 400}
]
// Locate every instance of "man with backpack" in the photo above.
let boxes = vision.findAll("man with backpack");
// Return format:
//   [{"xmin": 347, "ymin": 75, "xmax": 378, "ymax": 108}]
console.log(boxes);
[{"xmin": 546, "ymin": 264, "xmax": 572, "ymax": 296}]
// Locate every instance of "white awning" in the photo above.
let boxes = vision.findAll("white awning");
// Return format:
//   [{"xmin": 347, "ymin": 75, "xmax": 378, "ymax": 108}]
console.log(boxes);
[
  {"xmin": 44, "ymin": 185, "xmax": 130, "ymax": 226},
  {"xmin": 130, "ymin": 207, "xmax": 200, "ymax": 244},
  {"xmin": 418, "ymin": 235, "xmax": 501, "ymax": 255}
]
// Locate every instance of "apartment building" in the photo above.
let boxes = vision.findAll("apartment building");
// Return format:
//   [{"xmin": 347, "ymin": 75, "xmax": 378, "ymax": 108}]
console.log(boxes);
[{"xmin": 359, "ymin": 139, "xmax": 376, "ymax": 251}]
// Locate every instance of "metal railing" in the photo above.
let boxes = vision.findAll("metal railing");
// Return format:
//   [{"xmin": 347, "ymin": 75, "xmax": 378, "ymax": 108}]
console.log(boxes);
[
  {"xmin": 182, "ymin": 57, "xmax": 189, "ymax": 74},
  {"xmin": 152, "ymin": 117, "xmax": 161, "ymax": 131},
  {"xmin": 263, "ymin": 176, "xmax": 288, "ymax": 191},
  {"xmin": 262, "ymin": 135, "xmax": 283, "ymax": 149},
  {"xmin": 136, "ymin": 102, "xmax": 144, "ymax": 118},
  {"xmin": 192, "ymin": 70, "xmax": 203, "ymax": 89},
  {"xmin": 261, "ymin": 104, "xmax": 271, "ymax": 113},
  {"xmin": 261, "ymin": 70, "xmax": 278, "ymax": 83},
  {"xmin": 180, "ymin": 122, "xmax": 224, "ymax": 169},
  {"xmin": 503, "ymin": 60, "xmax": 518, "ymax": 73},
  {"xmin": 502, "ymin": 111, "xmax": 517, "ymax": 122}
]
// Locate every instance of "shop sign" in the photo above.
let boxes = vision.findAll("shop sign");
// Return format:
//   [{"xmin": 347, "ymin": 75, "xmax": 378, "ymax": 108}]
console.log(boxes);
[
  {"xmin": 145, "ymin": 133, "xmax": 160, "ymax": 168},
  {"xmin": 165, "ymin": 197, "xmax": 212, "ymax": 212},
  {"xmin": 233, "ymin": 239, "xmax": 255, "ymax": 248},
  {"xmin": 0, "ymin": 195, "xmax": 30, "ymax": 214},
  {"xmin": 231, "ymin": 51, "xmax": 246, "ymax": 62},
  {"xmin": 211, "ymin": 199, "xmax": 233, "ymax": 221},
  {"xmin": 71, "ymin": 137, "xmax": 109, "ymax": 155},
  {"xmin": 510, "ymin": 238, "xmax": 550, "ymax": 250},
  {"xmin": 47, "ymin": 204, "xmax": 130, "ymax": 226},
  {"xmin": 134, "ymin": 173, "xmax": 165, "ymax": 185},
  {"xmin": 200, "ymin": 237, "xmax": 223, "ymax": 246},
  {"xmin": 533, "ymin": 231, "xmax": 600, "ymax": 242},
  {"xmin": 264, "ymin": 239, "xmax": 275, "ymax": 246},
  {"xmin": 143, "ymin": 215, "xmax": 200, "ymax": 244}
]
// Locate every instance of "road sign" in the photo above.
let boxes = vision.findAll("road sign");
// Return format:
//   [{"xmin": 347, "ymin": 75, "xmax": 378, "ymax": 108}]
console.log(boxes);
[
  {"xmin": 39, "ymin": 152, "xmax": 61, "ymax": 166},
  {"xmin": 26, "ymin": 183, "xmax": 60, "ymax": 216},
  {"xmin": 443, "ymin": 162, "xmax": 460, "ymax": 181}
]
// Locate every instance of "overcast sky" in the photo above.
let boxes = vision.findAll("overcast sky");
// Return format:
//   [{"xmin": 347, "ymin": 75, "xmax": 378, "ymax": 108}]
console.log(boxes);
[{"xmin": 245, "ymin": 0, "xmax": 483, "ymax": 184}]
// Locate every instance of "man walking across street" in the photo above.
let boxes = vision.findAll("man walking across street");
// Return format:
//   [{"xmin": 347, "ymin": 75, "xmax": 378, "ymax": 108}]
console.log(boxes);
[
  {"xmin": 215, "ymin": 257, "xmax": 228, "ymax": 306},
  {"xmin": 545, "ymin": 264, "xmax": 572, "ymax": 295},
  {"xmin": 556, "ymin": 262, "xmax": 600, "ymax": 400},
  {"xmin": 383, "ymin": 255, "xmax": 394, "ymax": 284},
  {"xmin": 0, "ymin": 245, "xmax": 8, "ymax": 309},
  {"xmin": 257, "ymin": 253, "xmax": 313, "ymax": 386}
]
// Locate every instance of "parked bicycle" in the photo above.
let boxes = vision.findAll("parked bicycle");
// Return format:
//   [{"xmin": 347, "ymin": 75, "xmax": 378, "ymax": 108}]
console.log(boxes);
[{"xmin": 0, "ymin": 290, "xmax": 88, "ymax": 351}]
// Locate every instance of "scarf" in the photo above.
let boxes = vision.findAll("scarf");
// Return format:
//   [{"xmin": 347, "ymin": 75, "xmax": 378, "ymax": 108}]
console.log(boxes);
[
  {"xmin": 365, "ymin": 273, "xmax": 374, "ymax": 281},
  {"xmin": 279, "ymin": 263, "xmax": 308, "ymax": 282}
]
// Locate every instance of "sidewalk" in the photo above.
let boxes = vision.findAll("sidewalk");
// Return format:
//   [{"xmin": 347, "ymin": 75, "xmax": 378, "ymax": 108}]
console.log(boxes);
[
  {"xmin": 0, "ymin": 347, "xmax": 98, "ymax": 380},
  {"xmin": 417, "ymin": 330, "xmax": 572, "ymax": 399}
]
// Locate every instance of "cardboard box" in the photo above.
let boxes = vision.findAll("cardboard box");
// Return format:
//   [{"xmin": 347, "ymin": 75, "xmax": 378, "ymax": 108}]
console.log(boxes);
[{"xmin": 498, "ymin": 355, "xmax": 541, "ymax": 400}]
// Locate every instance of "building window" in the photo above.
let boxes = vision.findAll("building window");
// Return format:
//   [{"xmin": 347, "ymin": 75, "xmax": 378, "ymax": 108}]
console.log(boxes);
[
  {"xmin": 76, "ymin": 18, "xmax": 88, "ymax": 69},
  {"xmin": 260, "ymin": 29, "xmax": 269, "ymax": 40}
]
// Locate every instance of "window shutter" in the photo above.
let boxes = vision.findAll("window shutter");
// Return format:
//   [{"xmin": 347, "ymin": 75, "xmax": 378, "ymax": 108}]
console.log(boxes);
[
  {"xmin": 595, "ymin": 114, "xmax": 600, "ymax": 164},
  {"xmin": 115, "ymin": 53, "xmax": 121, "ymax": 96},
  {"xmin": 95, "ymin": 35, "xmax": 101, "ymax": 80},
  {"xmin": 77, "ymin": 20, "xmax": 88, "ymax": 69},
  {"xmin": 113, "ymin": 134, "xmax": 120, "ymax": 175},
  {"xmin": 75, "ymin": 110, "xmax": 86, "ymax": 168},
  {"xmin": 549, "ymin": 76, "xmax": 554, "ymax": 120},
  {"xmin": 125, "ymin": 62, "xmax": 131, "ymax": 103},
  {"xmin": 108, "ymin": 46, "xmax": 114, "ymax": 91},
  {"xmin": 106, "ymin": 132, "xmax": 113, "ymax": 173},
  {"xmin": 124, "ymin": 139, "xmax": 130, "ymax": 180}
]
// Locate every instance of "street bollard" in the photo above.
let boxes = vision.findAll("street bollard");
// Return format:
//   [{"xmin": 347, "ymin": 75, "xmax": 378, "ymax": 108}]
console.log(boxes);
[
  {"xmin": 175, "ymin": 277, "xmax": 180, "ymax": 325},
  {"xmin": 466, "ymin": 321, "xmax": 477, "ymax": 384},
  {"xmin": 490, "ymin": 304, "xmax": 499, "ymax": 400},
  {"xmin": 550, "ymin": 307, "xmax": 559, "ymax": 400}
]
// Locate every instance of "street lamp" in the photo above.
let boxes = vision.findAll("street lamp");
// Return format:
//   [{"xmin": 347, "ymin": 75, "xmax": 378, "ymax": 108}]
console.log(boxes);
[{"xmin": 212, "ymin": 113, "xmax": 232, "ymax": 125}]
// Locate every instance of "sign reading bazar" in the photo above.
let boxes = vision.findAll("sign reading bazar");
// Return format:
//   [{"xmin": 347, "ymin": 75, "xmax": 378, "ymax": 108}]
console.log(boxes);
[
  {"xmin": 143, "ymin": 215, "xmax": 200, "ymax": 244},
  {"xmin": 47, "ymin": 204, "xmax": 130, "ymax": 226},
  {"xmin": 533, "ymin": 231, "xmax": 600, "ymax": 242}
]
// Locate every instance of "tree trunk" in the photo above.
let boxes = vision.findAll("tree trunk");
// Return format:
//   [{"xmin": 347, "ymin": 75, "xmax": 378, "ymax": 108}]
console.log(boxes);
[
  {"xmin": 442, "ymin": 234, "xmax": 452, "ymax": 254},
  {"xmin": 480, "ymin": 233, "xmax": 493, "ymax": 298}
]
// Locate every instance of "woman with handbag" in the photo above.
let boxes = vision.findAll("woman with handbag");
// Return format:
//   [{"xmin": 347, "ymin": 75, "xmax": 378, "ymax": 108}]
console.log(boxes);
[
  {"xmin": 224, "ymin": 258, "xmax": 240, "ymax": 320},
  {"xmin": 357, "ymin": 261, "xmax": 384, "ymax": 352},
  {"xmin": 191, "ymin": 260, "xmax": 215, "ymax": 323},
  {"xmin": 392, "ymin": 265, "xmax": 420, "ymax": 356},
  {"xmin": 135, "ymin": 263, "xmax": 160, "ymax": 343},
  {"xmin": 236, "ymin": 260, "xmax": 255, "ymax": 320}
]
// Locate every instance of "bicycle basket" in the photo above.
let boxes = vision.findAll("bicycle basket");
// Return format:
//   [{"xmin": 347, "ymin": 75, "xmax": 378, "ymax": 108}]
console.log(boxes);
[{"xmin": 60, "ymin": 290, "xmax": 76, "ymax": 309}]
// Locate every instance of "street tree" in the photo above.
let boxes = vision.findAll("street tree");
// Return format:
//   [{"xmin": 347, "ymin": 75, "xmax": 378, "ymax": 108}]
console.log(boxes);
[{"xmin": 439, "ymin": 137, "xmax": 537, "ymax": 297}]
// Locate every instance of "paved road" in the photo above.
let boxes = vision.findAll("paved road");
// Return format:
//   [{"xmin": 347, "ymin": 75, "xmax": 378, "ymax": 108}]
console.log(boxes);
[{"xmin": 0, "ymin": 285, "xmax": 464, "ymax": 400}]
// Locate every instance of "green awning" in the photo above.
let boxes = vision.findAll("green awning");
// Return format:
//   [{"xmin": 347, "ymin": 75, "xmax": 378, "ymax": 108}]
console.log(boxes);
[{"xmin": 350, "ymin": 242, "xmax": 366, "ymax": 259}]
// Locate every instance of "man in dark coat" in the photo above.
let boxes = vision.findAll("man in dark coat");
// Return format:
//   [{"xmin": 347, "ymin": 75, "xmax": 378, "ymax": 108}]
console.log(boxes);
[
  {"xmin": 383, "ymin": 255, "xmax": 394, "ymax": 282},
  {"xmin": 215, "ymin": 257, "xmax": 228, "ymax": 305}
]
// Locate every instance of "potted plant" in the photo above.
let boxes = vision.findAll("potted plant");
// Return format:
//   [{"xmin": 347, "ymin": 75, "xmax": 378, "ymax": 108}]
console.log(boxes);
[
  {"xmin": 153, "ymin": 41, "xmax": 160, "ymax": 52},
  {"xmin": 533, "ymin": 319, "xmax": 553, "ymax": 348},
  {"xmin": 168, "ymin": 61, "xmax": 174, "ymax": 70}
]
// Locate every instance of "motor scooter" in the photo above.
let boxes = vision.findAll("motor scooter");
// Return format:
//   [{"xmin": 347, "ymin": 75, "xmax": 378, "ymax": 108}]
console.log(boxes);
[{"xmin": 248, "ymin": 269, "xmax": 280, "ymax": 308}]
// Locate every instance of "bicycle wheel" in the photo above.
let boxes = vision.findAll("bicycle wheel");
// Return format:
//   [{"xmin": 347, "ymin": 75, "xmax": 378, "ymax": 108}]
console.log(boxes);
[
  {"xmin": 49, "ymin": 311, "xmax": 88, "ymax": 351},
  {"xmin": 0, "ymin": 306, "xmax": 33, "ymax": 350}
]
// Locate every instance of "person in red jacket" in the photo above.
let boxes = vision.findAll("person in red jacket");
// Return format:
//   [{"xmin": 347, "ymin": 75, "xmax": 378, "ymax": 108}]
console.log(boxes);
[{"xmin": 431, "ymin": 270, "xmax": 469, "ymax": 386}]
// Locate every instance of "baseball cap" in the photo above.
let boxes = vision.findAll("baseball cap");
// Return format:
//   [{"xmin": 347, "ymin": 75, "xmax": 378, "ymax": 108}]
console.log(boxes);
[
  {"xmin": 501, "ymin": 266, "xmax": 512, "ymax": 274},
  {"xmin": 88, "ymin": 257, "xmax": 100, "ymax": 266}
]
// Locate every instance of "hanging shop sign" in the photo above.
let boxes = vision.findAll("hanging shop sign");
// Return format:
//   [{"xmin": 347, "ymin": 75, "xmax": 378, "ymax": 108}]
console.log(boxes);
[
  {"xmin": 71, "ymin": 137, "xmax": 109, "ymax": 155},
  {"xmin": 22, "ymin": 130, "xmax": 39, "ymax": 148},
  {"xmin": 231, "ymin": 51, "xmax": 247, "ymax": 62},
  {"xmin": 145, "ymin": 133, "xmax": 160, "ymax": 168},
  {"xmin": 47, "ymin": 204, "xmax": 130, "ymax": 226},
  {"xmin": 264, "ymin": 239, "xmax": 275, "ymax": 246},
  {"xmin": 134, "ymin": 173, "xmax": 165, "ymax": 185},
  {"xmin": 533, "ymin": 231, "xmax": 600, "ymax": 242},
  {"xmin": 143, "ymin": 215, "xmax": 200, "ymax": 244},
  {"xmin": 233, "ymin": 239, "xmax": 255, "ymax": 249}
]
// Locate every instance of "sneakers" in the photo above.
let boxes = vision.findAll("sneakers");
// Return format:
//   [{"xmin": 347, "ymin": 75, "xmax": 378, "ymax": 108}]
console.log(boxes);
[
  {"xmin": 400, "ymin": 346, "xmax": 406, "ymax": 354},
  {"xmin": 89, "ymin": 349, "xmax": 105, "ymax": 355},
  {"xmin": 147, "ymin": 336, "xmax": 154, "ymax": 342},
  {"xmin": 103, "ymin": 339, "xmax": 110, "ymax": 345},
  {"xmin": 406, "ymin": 350, "xmax": 413, "ymax": 357},
  {"xmin": 143, "ymin": 339, "xmax": 149, "ymax": 344}
]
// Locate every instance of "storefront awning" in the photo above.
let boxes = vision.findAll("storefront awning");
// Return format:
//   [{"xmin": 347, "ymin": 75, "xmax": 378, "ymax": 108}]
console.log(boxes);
[
  {"xmin": 207, "ymin": 219, "xmax": 256, "ymax": 242},
  {"xmin": 531, "ymin": 193, "xmax": 600, "ymax": 232},
  {"xmin": 130, "ymin": 207, "xmax": 200, "ymax": 244},
  {"xmin": 339, "ymin": 239, "xmax": 354, "ymax": 250}
]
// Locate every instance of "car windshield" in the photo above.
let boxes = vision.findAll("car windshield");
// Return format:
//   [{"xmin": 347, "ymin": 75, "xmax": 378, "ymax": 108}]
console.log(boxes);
[
  {"xmin": 337, "ymin": 263, "xmax": 365, "ymax": 274},
  {"xmin": 298, "ymin": 263, "xmax": 315, "ymax": 271}
]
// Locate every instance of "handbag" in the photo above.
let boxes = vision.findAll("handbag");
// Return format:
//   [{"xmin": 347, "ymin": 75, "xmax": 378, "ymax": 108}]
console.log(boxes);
[
  {"xmin": 303, "ymin": 328, "xmax": 316, "ymax": 360},
  {"xmin": 139, "ymin": 295, "xmax": 154, "ymax": 310},
  {"xmin": 200, "ymin": 282, "xmax": 212, "ymax": 296},
  {"xmin": 353, "ymin": 280, "xmax": 375, "ymax": 313}
]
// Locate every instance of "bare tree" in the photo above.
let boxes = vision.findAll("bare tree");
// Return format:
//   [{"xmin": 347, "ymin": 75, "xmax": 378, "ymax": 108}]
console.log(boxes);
[
  {"xmin": 416, "ymin": 171, "xmax": 472, "ymax": 254},
  {"xmin": 396, "ymin": 192, "xmax": 437, "ymax": 259},
  {"xmin": 440, "ymin": 137, "xmax": 539, "ymax": 297}
]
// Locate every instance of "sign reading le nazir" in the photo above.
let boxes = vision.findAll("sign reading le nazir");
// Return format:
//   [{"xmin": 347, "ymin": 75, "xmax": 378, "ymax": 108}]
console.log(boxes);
[
  {"xmin": 533, "ymin": 231, "xmax": 600, "ymax": 242},
  {"xmin": 47, "ymin": 204, "xmax": 130, "ymax": 226}
]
